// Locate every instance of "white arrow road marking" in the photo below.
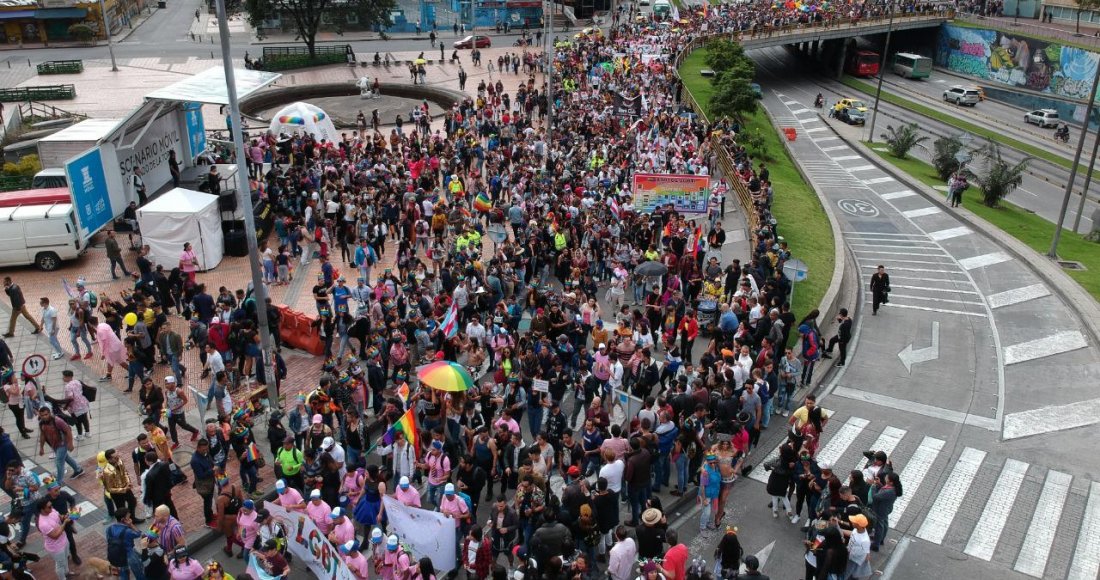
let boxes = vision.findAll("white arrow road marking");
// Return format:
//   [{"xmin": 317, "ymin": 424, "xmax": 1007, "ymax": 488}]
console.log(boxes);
[
  {"xmin": 898, "ymin": 321, "xmax": 940, "ymax": 373},
  {"xmin": 739, "ymin": 540, "xmax": 776, "ymax": 574}
]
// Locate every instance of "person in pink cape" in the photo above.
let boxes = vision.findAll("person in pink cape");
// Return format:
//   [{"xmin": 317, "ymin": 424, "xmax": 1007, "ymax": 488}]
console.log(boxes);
[{"xmin": 97, "ymin": 322, "xmax": 128, "ymax": 381}]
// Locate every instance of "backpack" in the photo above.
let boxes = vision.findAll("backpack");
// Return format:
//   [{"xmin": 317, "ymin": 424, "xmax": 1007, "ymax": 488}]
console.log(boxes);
[
  {"xmin": 106, "ymin": 523, "xmax": 130, "ymax": 567},
  {"xmin": 456, "ymin": 491, "xmax": 474, "ymax": 522},
  {"xmin": 81, "ymin": 381, "xmax": 97, "ymax": 403},
  {"xmin": 225, "ymin": 493, "xmax": 242, "ymax": 515},
  {"xmin": 85, "ymin": 291, "xmax": 99, "ymax": 309}
]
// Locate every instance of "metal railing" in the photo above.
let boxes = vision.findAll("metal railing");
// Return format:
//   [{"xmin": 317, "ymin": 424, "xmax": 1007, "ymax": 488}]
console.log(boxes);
[{"xmin": 955, "ymin": 12, "xmax": 1100, "ymax": 49}]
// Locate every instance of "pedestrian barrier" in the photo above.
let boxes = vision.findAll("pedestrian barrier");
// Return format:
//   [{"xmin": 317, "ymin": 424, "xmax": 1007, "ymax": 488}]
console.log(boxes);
[
  {"xmin": 0, "ymin": 85, "xmax": 76, "ymax": 102},
  {"xmin": 36, "ymin": 60, "xmax": 83, "ymax": 75}
]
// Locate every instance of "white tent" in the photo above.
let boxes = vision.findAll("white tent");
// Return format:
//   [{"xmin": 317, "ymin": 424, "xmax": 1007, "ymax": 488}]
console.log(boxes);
[
  {"xmin": 267, "ymin": 101, "xmax": 339, "ymax": 143},
  {"xmin": 137, "ymin": 188, "xmax": 225, "ymax": 271}
]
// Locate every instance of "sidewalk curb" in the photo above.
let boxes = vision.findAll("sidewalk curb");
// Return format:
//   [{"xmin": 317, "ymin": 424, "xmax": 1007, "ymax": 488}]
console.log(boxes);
[{"xmin": 840, "ymin": 133, "xmax": 1100, "ymax": 347}]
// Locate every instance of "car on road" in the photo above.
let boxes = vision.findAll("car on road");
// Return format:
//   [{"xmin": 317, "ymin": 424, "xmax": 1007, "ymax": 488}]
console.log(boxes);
[
  {"xmin": 453, "ymin": 35, "xmax": 492, "ymax": 49},
  {"xmin": 943, "ymin": 86, "xmax": 981, "ymax": 106},
  {"xmin": 639, "ymin": 0, "xmax": 650, "ymax": 5},
  {"xmin": 834, "ymin": 98, "xmax": 868, "ymax": 113},
  {"xmin": 574, "ymin": 27, "xmax": 603, "ymax": 40},
  {"xmin": 837, "ymin": 107, "xmax": 865, "ymax": 125},
  {"xmin": 750, "ymin": 82, "xmax": 762, "ymax": 98},
  {"xmin": 1024, "ymin": 108, "xmax": 1060, "ymax": 128}
]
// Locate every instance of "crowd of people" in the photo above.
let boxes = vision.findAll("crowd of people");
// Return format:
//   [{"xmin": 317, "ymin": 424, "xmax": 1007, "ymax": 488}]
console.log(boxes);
[{"xmin": 0, "ymin": 0, "xmax": 941, "ymax": 579}]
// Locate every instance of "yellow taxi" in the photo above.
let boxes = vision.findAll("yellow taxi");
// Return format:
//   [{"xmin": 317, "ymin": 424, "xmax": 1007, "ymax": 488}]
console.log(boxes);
[{"xmin": 833, "ymin": 98, "xmax": 868, "ymax": 113}]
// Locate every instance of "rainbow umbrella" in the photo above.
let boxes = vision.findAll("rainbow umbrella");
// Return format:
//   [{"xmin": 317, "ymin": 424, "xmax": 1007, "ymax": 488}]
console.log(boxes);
[
  {"xmin": 416, "ymin": 361, "xmax": 474, "ymax": 392},
  {"xmin": 473, "ymin": 192, "xmax": 493, "ymax": 213}
]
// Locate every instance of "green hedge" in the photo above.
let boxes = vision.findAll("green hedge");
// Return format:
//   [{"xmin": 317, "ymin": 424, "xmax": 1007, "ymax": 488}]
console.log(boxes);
[{"xmin": 261, "ymin": 52, "xmax": 349, "ymax": 71}]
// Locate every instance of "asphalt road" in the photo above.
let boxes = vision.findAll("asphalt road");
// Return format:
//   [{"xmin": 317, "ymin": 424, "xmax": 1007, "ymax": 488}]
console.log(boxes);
[{"xmin": 748, "ymin": 46, "xmax": 1098, "ymax": 234}]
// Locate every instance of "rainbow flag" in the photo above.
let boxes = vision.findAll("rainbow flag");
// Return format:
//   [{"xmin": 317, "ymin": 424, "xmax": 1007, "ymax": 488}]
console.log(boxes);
[
  {"xmin": 690, "ymin": 225, "xmax": 704, "ymax": 259},
  {"xmin": 245, "ymin": 442, "xmax": 262, "ymax": 463},
  {"xmin": 473, "ymin": 192, "xmax": 493, "ymax": 213},
  {"xmin": 609, "ymin": 198, "xmax": 621, "ymax": 220},
  {"xmin": 382, "ymin": 407, "xmax": 420, "ymax": 458}
]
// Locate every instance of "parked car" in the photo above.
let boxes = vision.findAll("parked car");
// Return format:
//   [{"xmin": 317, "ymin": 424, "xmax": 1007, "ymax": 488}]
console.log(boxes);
[
  {"xmin": 834, "ymin": 97, "xmax": 868, "ymax": 113},
  {"xmin": 1024, "ymin": 108, "xmax": 1059, "ymax": 128},
  {"xmin": 943, "ymin": 86, "xmax": 981, "ymax": 106},
  {"xmin": 837, "ymin": 107, "xmax": 865, "ymax": 126},
  {"xmin": 454, "ymin": 35, "xmax": 492, "ymax": 49}
]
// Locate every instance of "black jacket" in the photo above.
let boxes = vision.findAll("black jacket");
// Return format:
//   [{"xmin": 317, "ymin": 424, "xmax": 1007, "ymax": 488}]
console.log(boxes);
[
  {"xmin": 145, "ymin": 461, "xmax": 173, "ymax": 505},
  {"xmin": 837, "ymin": 318, "xmax": 852, "ymax": 343}
]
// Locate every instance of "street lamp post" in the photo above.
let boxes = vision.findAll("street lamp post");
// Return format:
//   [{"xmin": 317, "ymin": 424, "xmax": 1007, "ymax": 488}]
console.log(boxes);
[
  {"xmin": 544, "ymin": 0, "xmax": 553, "ymax": 170},
  {"xmin": 1072, "ymin": 122, "xmax": 1100, "ymax": 232},
  {"xmin": 1048, "ymin": 54, "xmax": 1100, "ymax": 257},
  {"xmin": 866, "ymin": 1, "xmax": 895, "ymax": 144},
  {"xmin": 214, "ymin": 0, "xmax": 278, "ymax": 405},
  {"xmin": 98, "ymin": 0, "xmax": 119, "ymax": 71}
]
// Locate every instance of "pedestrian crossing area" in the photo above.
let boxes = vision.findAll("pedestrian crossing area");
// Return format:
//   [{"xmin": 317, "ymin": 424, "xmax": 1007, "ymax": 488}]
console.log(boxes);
[{"xmin": 746, "ymin": 414, "xmax": 1100, "ymax": 578}]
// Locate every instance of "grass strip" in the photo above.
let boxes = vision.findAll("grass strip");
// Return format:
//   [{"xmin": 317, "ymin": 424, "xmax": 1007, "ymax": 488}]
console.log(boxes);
[
  {"xmin": 868, "ymin": 146, "xmax": 1100, "ymax": 301},
  {"xmin": 680, "ymin": 49, "xmax": 836, "ymax": 322},
  {"xmin": 840, "ymin": 75, "xmax": 1099, "ymax": 178}
]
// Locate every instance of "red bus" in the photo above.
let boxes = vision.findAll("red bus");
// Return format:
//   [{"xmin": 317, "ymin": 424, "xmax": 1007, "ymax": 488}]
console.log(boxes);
[{"xmin": 846, "ymin": 50, "xmax": 881, "ymax": 77}]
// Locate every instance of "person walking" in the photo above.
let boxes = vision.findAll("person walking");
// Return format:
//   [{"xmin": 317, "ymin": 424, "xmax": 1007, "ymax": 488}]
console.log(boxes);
[
  {"xmin": 823, "ymin": 308, "xmax": 852, "ymax": 367},
  {"xmin": 60, "ymin": 369, "xmax": 91, "ymax": 441},
  {"xmin": 36, "ymin": 498, "xmax": 73, "ymax": 579},
  {"xmin": 190, "ymin": 438, "xmax": 217, "ymax": 527},
  {"xmin": 106, "ymin": 231, "xmax": 131, "ymax": 279},
  {"xmin": 144, "ymin": 451, "xmax": 177, "ymax": 519},
  {"xmin": 2, "ymin": 374, "xmax": 31, "ymax": 438},
  {"xmin": 3, "ymin": 277, "xmax": 42, "ymax": 337},
  {"xmin": 67, "ymin": 298, "xmax": 93, "ymax": 360},
  {"xmin": 164, "ymin": 377, "xmax": 199, "ymax": 449},
  {"xmin": 106, "ymin": 508, "xmax": 147, "ymax": 580},
  {"xmin": 40, "ymin": 297, "xmax": 64, "ymax": 360},
  {"xmin": 37, "ymin": 406, "xmax": 84, "ymax": 484},
  {"xmin": 43, "ymin": 478, "xmax": 83, "ymax": 566},
  {"xmin": 869, "ymin": 265, "xmax": 890, "ymax": 316}
]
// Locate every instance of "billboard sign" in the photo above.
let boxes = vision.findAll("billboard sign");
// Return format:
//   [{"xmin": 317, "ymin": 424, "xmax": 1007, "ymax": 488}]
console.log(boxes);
[
  {"xmin": 632, "ymin": 173, "xmax": 710, "ymax": 214},
  {"xmin": 65, "ymin": 147, "xmax": 113, "ymax": 238},
  {"xmin": 184, "ymin": 102, "xmax": 207, "ymax": 158}
]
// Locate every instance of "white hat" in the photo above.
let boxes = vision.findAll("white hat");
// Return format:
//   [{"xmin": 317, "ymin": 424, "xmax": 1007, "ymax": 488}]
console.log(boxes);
[
  {"xmin": 818, "ymin": 461, "xmax": 832, "ymax": 471},
  {"xmin": 387, "ymin": 534, "xmax": 399, "ymax": 550},
  {"xmin": 399, "ymin": 476, "xmax": 410, "ymax": 488},
  {"xmin": 598, "ymin": 343, "xmax": 606, "ymax": 350},
  {"xmin": 444, "ymin": 482, "xmax": 456, "ymax": 495},
  {"xmin": 370, "ymin": 528, "xmax": 384, "ymax": 543},
  {"xmin": 330, "ymin": 507, "xmax": 345, "ymax": 519},
  {"xmin": 165, "ymin": 376, "xmax": 176, "ymax": 384},
  {"xmin": 322, "ymin": 436, "xmax": 334, "ymax": 450},
  {"xmin": 310, "ymin": 489, "xmax": 322, "ymax": 499}
]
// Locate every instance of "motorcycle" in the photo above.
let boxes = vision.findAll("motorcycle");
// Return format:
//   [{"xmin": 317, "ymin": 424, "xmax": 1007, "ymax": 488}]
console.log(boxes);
[
  {"xmin": 1055, "ymin": 127, "xmax": 1070, "ymax": 143},
  {"xmin": 814, "ymin": 94, "xmax": 824, "ymax": 108}
]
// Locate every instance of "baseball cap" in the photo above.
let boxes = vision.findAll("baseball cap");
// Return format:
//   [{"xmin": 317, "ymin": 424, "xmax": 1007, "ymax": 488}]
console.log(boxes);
[
  {"xmin": 444, "ymin": 483, "xmax": 456, "ymax": 495},
  {"xmin": 312, "ymin": 414, "xmax": 322, "ymax": 424},
  {"xmin": 242, "ymin": 499, "xmax": 255, "ymax": 510},
  {"xmin": 567, "ymin": 465, "xmax": 581, "ymax": 477},
  {"xmin": 399, "ymin": 476, "xmax": 410, "ymax": 489},
  {"xmin": 165, "ymin": 376, "xmax": 176, "ymax": 384},
  {"xmin": 322, "ymin": 437, "xmax": 335, "ymax": 450},
  {"xmin": 276, "ymin": 479, "xmax": 287, "ymax": 492},
  {"xmin": 387, "ymin": 535, "xmax": 399, "ymax": 550},
  {"xmin": 310, "ymin": 489, "xmax": 322, "ymax": 499},
  {"xmin": 370, "ymin": 528, "xmax": 384, "ymax": 543},
  {"xmin": 330, "ymin": 507, "xmax": 344, "ymax": 519},
  {"xmin": 340, "ymin": 540, "xmax": 359, "ymax": 554}
]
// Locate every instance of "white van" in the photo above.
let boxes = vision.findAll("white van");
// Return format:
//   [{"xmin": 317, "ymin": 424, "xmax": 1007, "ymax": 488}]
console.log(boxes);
[
  {"xmin": 31, "ymin": 167, "xmax": 68, "ymax": 189},
  {"xmin": 0, "ymin": 203, "xmax": 84, "ymax": 270}
]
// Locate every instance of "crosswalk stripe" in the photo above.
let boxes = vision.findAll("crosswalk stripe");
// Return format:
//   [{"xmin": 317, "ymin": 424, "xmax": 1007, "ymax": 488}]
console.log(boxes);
[
  {"xmin": 831, "ymin": 155, "xmax": 862, "ymax": 161},
  {"xmin": 847, "ymin": 165, "xmax": 877, "ymax": 172},
  {"xmin": 958, "ymin": 251, "xmax": 1012, "ymax": 270},
  {"xmin": 987, "ymin": 284, "xmax": 1050, "ymax": 309},
  {"xmin": 815, "ymin": 416, "xmax": 869, "ymax": 467},
  {"xmin": 927, "ymin": 226, "xmax": 972, "ymax": 240},
  {"xmin": 849, "ymin": 426, "xmax": 906, "ymax": 477},
  {"xmin": 915, "ymin": 447, "xmax": 986, "ymax": 544},
  {"xmin": 879, "ymin": 190, "xmax": 916, "ymax": 200},
  {"xmin": 964, "ymin": 459, "xmax": 1029, "ymax": 561},
  {"xmin": 889, "ymin": 435, "xmax": 945, "ymax": 527},
  {"xmin": 820, "ymin": 146, "xmax": 849, "ymax": 152},
  {"xmin": 804, "ymin": 127, "xmax": 828, "ymax": 133},
  {"xmin": 748, "ymin": 441, "xmax": 783, "ymax": 484},
  {"xmin": 1067, "ymin": 481, "xmax": 1100, "ymax": 580},
  {"xmin": 863, "ymin": 177, "xmax": 896, "ymax": 185},
  {"xmin": 1015, "ymin": 470, "xmax": 1073, "ymax": 577},
  {"xmin": 1003, "ymin": 330, "xmax": 1088, "ymax": 365},
  {"xmin": 902, "ymin": 207, "xmax": 943, "ymax": 218}
]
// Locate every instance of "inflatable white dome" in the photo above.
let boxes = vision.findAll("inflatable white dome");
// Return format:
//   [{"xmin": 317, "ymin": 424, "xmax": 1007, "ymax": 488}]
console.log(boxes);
[{"xmin": 267, "ymin": 101, "xmax": 339, "ymax": 144}]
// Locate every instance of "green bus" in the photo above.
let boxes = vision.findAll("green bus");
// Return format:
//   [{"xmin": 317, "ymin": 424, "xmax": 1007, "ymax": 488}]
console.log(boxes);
[{"xmin": 893, "ymin": 52, "xmax": 932, "ymax": 79}]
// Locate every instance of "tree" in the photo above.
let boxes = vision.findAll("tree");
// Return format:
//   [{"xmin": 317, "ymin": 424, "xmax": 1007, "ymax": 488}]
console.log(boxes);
[
  {"xmin": 709, "ymin": 72, "xmax": 758, "ymax": 120},
  {"xmin": 1075, "ymin": 0, "xmax": 1100, "ymax": 34},
  {"xmin": 931, "ymin": 135, "xmax": 964, "ymax": 180},
  {"xmin": 705, "ymin": 39, "xmax": 755, "ymax": 81},
  {"xmin": 67, "ymin": 23, "xmax": 95, "ymax": 44},
  {"xmin": 971, "ymin": 142, "xmax": 1029, "ymax": 207},
  {"xmin": 880, "ymin": 123, "xmax": 928, "ymax": 160},
  {"xmin": 242, "ymin": 0, "xmax": 394, "ymax": 58}
]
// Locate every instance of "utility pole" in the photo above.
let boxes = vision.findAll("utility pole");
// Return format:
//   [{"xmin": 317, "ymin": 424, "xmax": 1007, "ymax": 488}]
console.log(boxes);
[
  {"xmin": 544, "ymin": 0, "xmax": 553, "ymax": 171},
  {"xmin": 215, "ymin": 0, "xmax": 278, "ymax": 405},
  {"xmin": 1072, "ymin": 115, "xmax": 1100, "ymax": 233},
  {"xmin": 866, "ymin": 1, "xmax": 895, "ymax": 144},
  {"xmin": 1049, "ymin": 57, "xmax": 1100, "ymax": 257},
  {"xmin": 98, "ymin": 0, "xmax": 118, "ymax": 71}
]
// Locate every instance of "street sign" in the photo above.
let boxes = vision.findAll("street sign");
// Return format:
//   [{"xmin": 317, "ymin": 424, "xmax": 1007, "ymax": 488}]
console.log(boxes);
[
  {"xmin": 783, "ymin": 258, "xmax": 809, "ymax": 282},
  {"xmin": 21, "ymin": 354, "xmax": 47, "ymax": 378}
]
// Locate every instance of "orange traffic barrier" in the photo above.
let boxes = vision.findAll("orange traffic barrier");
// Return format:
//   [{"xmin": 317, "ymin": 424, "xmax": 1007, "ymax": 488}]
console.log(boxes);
[{"xmin": 783, "ymin": 127, "xmax": 797, "ymax": 141}]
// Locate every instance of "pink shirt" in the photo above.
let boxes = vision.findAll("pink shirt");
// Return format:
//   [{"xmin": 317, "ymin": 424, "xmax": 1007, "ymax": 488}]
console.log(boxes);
[
  {"xmin": 168, "ymin": 559, "xmax": 204, "ymax": 580},
  {"xmin": 493, "ymin": 417, "xmax": 520, "ymax": 434},
  {"xmin": 439, "ymin": 494, "xmax": 468, "ymax": 527},
  {"xmin": 306, "ymin": 499, "xmax": 333, "ymax": 533},
  {"xmin": 395, "ymin": 485, "xmax": 421, "ymax": 507},
  {"xmin": 38, "ymin": 510, "xmax": 67, "ymax": 554},
  {"xmin": 427, "ymin": 453, "xmax": 450, "ymax": 486},
  {"xmin": 276, "ymin": 487, "xmax": 305, "ymax": 509},
  {"xmin": 237, "ymin": 510, "xmax": 260, "ymax": 549},
  {"xmin": 330, "ymin": 517, "xmax": 355, "ymax": 544},
  {"xmin": 180, "ymin": 249, "xmax": 198, "ymax": 273},
  {"xmin": 344, "ymin": 552, "xmax": 370, "ymax": 578}
]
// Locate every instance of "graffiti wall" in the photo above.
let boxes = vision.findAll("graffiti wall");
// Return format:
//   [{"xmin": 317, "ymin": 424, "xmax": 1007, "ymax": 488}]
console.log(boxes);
[{"xmin": 937, "ymin": 23, "xmax": 1100, "ymax": 102}]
